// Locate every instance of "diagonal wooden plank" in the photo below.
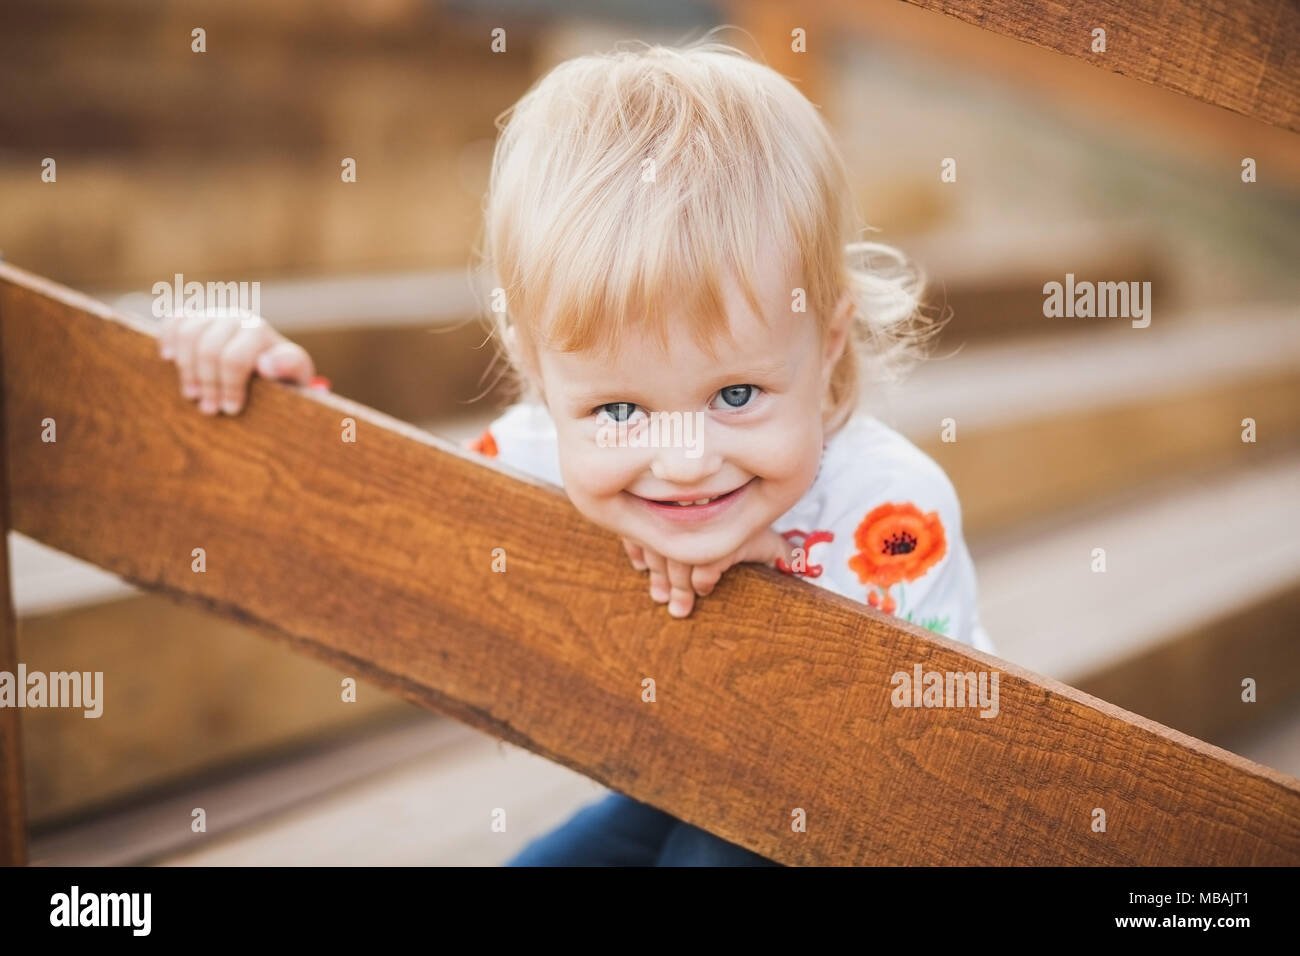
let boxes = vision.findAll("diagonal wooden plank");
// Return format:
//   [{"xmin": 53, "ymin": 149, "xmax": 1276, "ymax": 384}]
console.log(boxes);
[
  {"xmin": 0, "ymin": 286, "xmax": 28, "ymax": 866},
  {"xmin": 2, "ymin": 260, "xmax": 1297, "ymax": 865},
  {"xmin": 899, "ymin": 0, "xmax": 1300, "ymax": 132}
]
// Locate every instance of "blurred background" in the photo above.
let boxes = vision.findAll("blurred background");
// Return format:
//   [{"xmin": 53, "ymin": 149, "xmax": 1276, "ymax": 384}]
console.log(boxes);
[{"xmin": 3, "ymin": 0, "xmax": 1298, "ymax": 864}]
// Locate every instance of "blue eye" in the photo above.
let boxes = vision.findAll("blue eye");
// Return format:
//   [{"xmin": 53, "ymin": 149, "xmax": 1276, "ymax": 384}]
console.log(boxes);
[
  {"xmin": 599, "ymin": 402, "xmax": 640, "ymax": 423},
  {"xmin": 714, "ymin": 384, "xmax": 757, "ymax": 409}
]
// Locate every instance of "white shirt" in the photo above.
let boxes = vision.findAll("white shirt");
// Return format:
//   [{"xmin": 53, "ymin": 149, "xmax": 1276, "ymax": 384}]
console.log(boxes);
[{"xmin": 467, "ymin": 403, "xmax": 996, "ymax": 655}]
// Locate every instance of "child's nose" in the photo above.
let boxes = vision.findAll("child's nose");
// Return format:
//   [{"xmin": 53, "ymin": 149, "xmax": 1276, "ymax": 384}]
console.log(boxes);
[{"xmin": 648, "ymin": 445, "xmax": 723, "ymax": 485}]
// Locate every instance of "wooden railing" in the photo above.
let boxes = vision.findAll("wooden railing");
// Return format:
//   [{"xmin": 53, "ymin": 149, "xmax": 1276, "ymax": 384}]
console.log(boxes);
[
  {"xmin": 2, "ymin": 260, "xmax": 1299, "ymax": 866},
  {"xmin": 902, "ymin": 0, "xmax": 1300, "ymax": 132},
  {"xmin": 723, "ymin": 0, "xmax": 1300, "ymax": 133}
]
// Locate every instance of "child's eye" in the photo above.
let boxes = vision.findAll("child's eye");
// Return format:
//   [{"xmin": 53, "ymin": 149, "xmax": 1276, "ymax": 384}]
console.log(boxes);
[
  {"xmin": 712, "ymin": 384, "xmax": 760, "ymax": 409},
  {"xmin": 597, "ymin": 402, "xmax": 643, "ymax": 423}
]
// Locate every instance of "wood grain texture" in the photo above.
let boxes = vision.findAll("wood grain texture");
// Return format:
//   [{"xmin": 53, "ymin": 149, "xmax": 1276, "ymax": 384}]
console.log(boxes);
[
  {"xmin": 3, "ymin": 261, "xmax": 1299, "ymax": 865},
  {"xmin": 900, "ymin": 0, "xmax": 1300, "ymax": 132},
  {"xmin": 0, "ymin": 288, "xmax": 29, "ymax": 865}
]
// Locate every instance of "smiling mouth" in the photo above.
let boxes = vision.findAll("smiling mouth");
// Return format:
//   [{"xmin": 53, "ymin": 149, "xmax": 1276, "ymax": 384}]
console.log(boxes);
[{"xmin": 641, "ymin": 480, "xmax": 752, "ymax": 507}]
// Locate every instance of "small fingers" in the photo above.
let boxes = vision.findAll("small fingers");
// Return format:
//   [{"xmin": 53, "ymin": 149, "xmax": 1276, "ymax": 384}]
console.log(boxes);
[
  {"xmin": 173, "ymin": 314, "xmax": 213, "ymax": 401},
  {"xmin": 159, "ymin": 313, "xmax": 181, "ymax": 359},
  {"xmin": 194, "ymin": 317, "xmax": 241, "ymax": 414},
  {"xmin": 665, "ymin": 560, "xmax": 695, "ymax": 618},
  {"xmin": 622, "ymin": 538, "xmax": 648, "ymax": 572},
  {"xmin": 218, "ymin": 329, "xmax": 269, "ymax": 414},
  {"xmin": 642, "ymin": 549, "xmax": 670, "ymax": 604},
  {"xmin": 256, "ymin": 341, "xmax": 316, "ymax": 385},
  {"xmin": 691, "ymin": 563, "xmax": 725, "ymax": 598}
]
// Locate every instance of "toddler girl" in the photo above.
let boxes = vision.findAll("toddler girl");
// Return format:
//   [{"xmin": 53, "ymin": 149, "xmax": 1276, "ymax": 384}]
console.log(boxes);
[{"xmin": 159, "ymin": 37, "xmax": 995, "ymax": 866}]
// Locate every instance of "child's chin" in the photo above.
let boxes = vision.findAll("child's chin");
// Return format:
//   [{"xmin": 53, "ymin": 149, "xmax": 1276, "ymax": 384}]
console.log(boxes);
[{"xmin": 644, "ymin": 531, "xmax": 745, "ymax": 568}]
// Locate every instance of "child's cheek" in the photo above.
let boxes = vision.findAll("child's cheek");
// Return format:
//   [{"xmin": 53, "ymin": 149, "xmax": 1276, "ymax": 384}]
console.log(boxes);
[
  {"xmin": 558, "ymin": 433, "xmax": 642, "ymax": 500},
  {"xmin": 735, "ymin": 423, "xmax": 819, "ymax": 483}
]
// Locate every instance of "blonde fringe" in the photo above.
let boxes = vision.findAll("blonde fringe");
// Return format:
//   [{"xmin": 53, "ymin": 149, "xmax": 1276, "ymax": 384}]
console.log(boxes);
[{"xmin": 472, "ymin": 35, "xmax": 944, "ymax": 435}]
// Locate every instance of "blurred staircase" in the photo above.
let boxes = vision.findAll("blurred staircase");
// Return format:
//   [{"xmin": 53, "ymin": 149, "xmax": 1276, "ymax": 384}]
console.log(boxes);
[{"xmin": 8, "ymin": 1, "xmax": 1297, "ymax": 865}]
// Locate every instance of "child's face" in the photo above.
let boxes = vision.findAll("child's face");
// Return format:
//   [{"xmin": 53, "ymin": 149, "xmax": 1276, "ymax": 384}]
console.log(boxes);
[{"xmin": 533, "ymin": 256, "xmax": 849, "ymax": 567}]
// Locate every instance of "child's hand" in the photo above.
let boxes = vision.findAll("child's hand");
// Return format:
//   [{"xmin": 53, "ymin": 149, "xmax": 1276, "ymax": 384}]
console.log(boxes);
[
  {"xmin": 621, "ymin": 528, "xmax": 792, "ymax": 618},
  {"xmin": 158, "ymin": 311, "xmax": 316, "ymax": 415}
]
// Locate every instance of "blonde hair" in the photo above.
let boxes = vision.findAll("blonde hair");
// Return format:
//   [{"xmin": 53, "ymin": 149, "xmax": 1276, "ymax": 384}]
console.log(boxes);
[{"xmin": 477, "ymin": 34, "xmax": 943, "ymax": 436}]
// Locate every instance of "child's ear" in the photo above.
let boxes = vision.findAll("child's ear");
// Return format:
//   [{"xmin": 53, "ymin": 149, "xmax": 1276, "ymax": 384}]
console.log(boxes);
[{"xmin": 502, "ymin": 324, "xmax": 531, "ymax": 379}]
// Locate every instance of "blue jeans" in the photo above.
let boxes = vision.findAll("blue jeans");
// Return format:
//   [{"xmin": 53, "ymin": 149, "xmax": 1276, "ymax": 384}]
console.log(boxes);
[{"xmin": 506, "ymin": 792, "xmax": 781, "ymax": 866}]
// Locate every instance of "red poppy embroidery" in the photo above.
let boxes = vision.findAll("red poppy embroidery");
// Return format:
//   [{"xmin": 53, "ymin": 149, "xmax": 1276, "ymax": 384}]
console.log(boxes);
[
  {"xmin": 467, "ymin": 427, "xmax": 498, "ymax": 458},
  {"xmin": 848, "ymin": 502, "xmax": 946, "ymax": 615},
  {"xmin": 776, "ymin": 529, "xmax": 834, "ymax": 578}
]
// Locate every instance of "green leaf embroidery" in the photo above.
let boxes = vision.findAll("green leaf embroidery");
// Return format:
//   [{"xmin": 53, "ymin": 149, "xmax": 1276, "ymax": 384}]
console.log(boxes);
[
  {"xmin": 890, "ymin": 586, "xmax": 949, "ymax": 637},
  {"xmin": 919, "ymin": 615, "xmax": 949, "ymax": 636}
]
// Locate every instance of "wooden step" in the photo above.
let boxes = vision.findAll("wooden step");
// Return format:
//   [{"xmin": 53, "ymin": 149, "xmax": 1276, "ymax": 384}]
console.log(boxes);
[
  {"xmin": 898, "ymin": 221, "xmax": 1173, "ymax": 341},
  {"xmin": 38, "ymin": 683, "xmax": 1300, "ymax": 865},
  {"xmin": 14, "ymin": 568, "xmax": 419, "ymax": 828},
  {"xmin": 898, "ymin": 305, "xmax": 1300, "ymax": 538},
  {"xmin": 29, "ymin": 714, "xmax": 606, "ymax": 867},
  {"xmin": 976, "ymin": 450, "xmax": 1300, "ymax": 748}
]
